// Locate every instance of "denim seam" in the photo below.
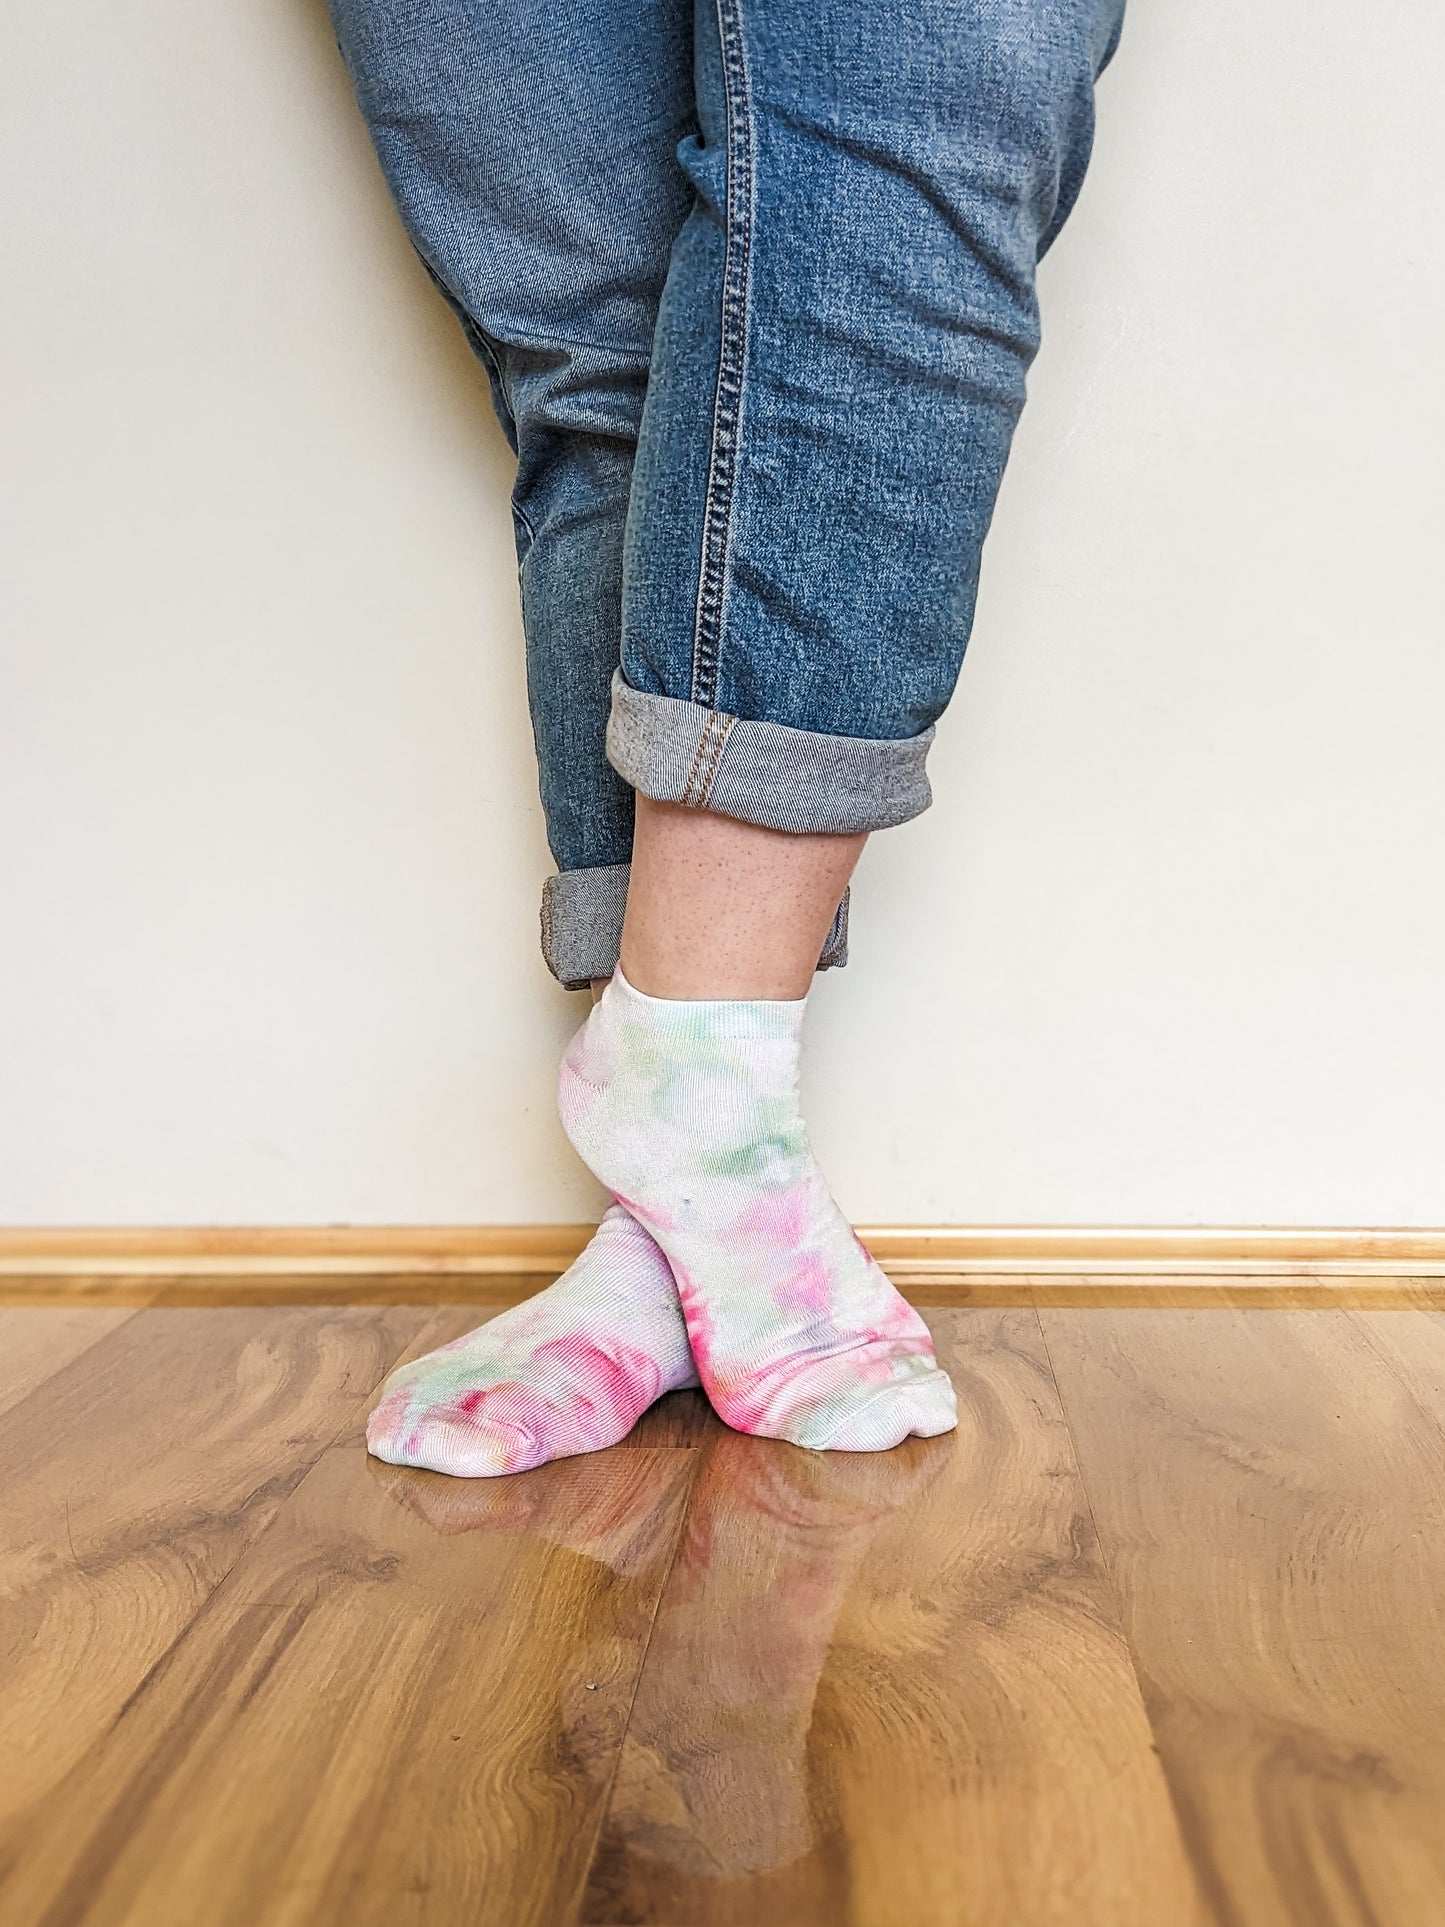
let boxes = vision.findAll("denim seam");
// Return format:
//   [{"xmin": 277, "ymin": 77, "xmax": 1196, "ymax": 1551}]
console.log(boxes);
[
  {"xmin": 691, "ymin": 0, "xmax": 756, "ymax": 711},
  {"xmin": 678, "ymin": 715, "xmax": 715, "ymax": 807},
  {"xmin": 691, "ymin": 710, "xmax": 735, "ymax": 806},
  {"xmin": 606, "ymin": 673, "xmax": 936, "ymax": 834}
]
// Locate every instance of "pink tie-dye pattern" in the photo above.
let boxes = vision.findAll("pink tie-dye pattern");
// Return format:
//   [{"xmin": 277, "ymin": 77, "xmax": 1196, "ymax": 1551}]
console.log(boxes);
[
  {"xmin": 775, "ymin": 1244, "xmax": 838, "ymax": 1319},
  {"xmin": 609, "ymin": 1186, "xmax": 680, "ymax": 1238},
  {"xmin": 372, "ymin": 1333, "xmax": 671, "ymax": 1472},
  {"xmin": 735, "ymin": 1182, "xmax": 812, "ymax": 1253},
  {"xmin": 560, "ymin": 970, "xmax": 958, "ymax": 1453},
  {"xmin": 365, "ymin": 1204, "xmax": 698, "ymax": 1478}
]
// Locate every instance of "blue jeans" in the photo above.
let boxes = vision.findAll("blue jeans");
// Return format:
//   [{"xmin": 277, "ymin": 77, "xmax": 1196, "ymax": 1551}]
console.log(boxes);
[{"xmin": 331, "ymin": 0, "xmax": 1125, "ymax": 985}]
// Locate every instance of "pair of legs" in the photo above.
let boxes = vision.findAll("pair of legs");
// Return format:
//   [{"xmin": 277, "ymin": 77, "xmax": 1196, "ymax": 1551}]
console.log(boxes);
[{"xmin": 333, "ymin": 0, "xmax": 1124, "ymax": 1470}]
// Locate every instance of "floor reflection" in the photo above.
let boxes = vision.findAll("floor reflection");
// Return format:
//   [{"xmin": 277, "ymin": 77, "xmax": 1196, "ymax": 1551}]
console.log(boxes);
[
  {"xmin": 364, "ymin": 1425, "xmax": 694, "ymax": 1581},
  {"xmin": 606, "ymin": 1425, "xmax": 954, "ymax": 1883},
  {"xmin": 368, "ymin": 1408, "xmax": 955, "ymax": 1895}
]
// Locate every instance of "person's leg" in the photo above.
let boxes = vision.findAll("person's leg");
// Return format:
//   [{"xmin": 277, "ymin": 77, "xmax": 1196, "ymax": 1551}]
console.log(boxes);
[
  {"xmin": 612, "ymin": 0, "xmax": 1127, "ymax": 813},
  {"xmin": 329, "ymin": 0, "xmax": 701, "ymax": 988},
  {"xmin": 331, "ymin": 0, "xmax": 709, "ymax": 1473},
  {"xmin": 620, "ymin": 798, "xmax": 864, "ymax": 1001},
  {"xmin": 562, "ymin": 0, "xmax": 1126, "ymax": 1448}
]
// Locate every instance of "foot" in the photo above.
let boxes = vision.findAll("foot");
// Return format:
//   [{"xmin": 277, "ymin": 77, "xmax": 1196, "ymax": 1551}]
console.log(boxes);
[
  {"xmin": 558, "ymin": 969, "xmax": 957, "ymax": 1452},
  {"xmin": 366, "ymin": 1204, "xmax": 699, "ymax": 1476}
]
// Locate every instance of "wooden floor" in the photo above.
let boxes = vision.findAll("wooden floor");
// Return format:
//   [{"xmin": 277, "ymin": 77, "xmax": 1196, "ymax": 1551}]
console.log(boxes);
[{"xmin": 4, "ymin": 1296, "xmax": 1445, "ymax": 1925}]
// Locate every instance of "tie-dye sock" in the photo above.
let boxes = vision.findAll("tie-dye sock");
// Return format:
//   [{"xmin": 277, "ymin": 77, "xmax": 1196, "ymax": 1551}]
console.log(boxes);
[
  {"xmin": 558, "ymin": 969, "xmax": 958, "ymax": 1452},
  {"xmin": 366, "ymin": 1204, "xmax": 699, "ymax": 1476}
]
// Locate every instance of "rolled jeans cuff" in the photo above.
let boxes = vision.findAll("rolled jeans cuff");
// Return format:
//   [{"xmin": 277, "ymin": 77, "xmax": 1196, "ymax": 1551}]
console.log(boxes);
[
  {"xmin": 540, "ymin": 860, "xmax": 850, "ymax": 990},
  {"xmin": 605, "ymin": 671, "xmax": 934, "ymax": 835}
]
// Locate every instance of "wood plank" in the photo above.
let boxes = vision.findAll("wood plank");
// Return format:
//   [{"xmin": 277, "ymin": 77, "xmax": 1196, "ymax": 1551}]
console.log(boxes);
[
  {"xmin": 0, "ymin": 1273, "xmax": 545, "ymax": 1309},
  {"xmin": 0, "ymin": 1308, "xmax": 137, "ymax": 1419},
  {"xmin": 2, "ymin": 1439, "xmax": 696, "ymax": 1927},
  {"xmin": 0, "ymin": 1305, "xmax": 424, "ymax": 1851},
  {"xmin": 1023, "ymin": 1276, "xmax": 1445, "ymax": 1311},
  {"xmin": 0, "ymin": 1277, "xmax": 165, "ymax": 1309},
  {"xmin": 1341, "ymin": 1304, "xmax": 1445, "ymax": 1418},
  {"xmin": 582, "ymin": 1308, "xmax": 1204, "ymax": 1926},
  {"xmin": 1040, "ymin": 1308, "xmax": 1445, "ymax": 1924}
]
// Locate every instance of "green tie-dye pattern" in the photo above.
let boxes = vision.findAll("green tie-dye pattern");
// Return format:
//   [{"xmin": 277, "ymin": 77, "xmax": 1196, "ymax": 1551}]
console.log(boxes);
[
  {"xmin": 365, "ymin": 1204, "xmax": 698, "ymax": 1477},
  {"xmin": 560, "ymin": 969, "xmax": 958, "ymax": 1453}
]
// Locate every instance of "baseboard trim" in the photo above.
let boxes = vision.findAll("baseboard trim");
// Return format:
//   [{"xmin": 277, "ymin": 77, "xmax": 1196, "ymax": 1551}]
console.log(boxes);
[{"xmin": 2, "ymin": 1224, "xmax": 1443, "ymax": 1281}]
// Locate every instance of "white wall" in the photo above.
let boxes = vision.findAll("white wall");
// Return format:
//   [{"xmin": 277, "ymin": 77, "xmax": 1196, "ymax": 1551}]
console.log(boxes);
[{"xmin": 2, "ymin": 0, "xmax": 1442, "ymax": 1228}]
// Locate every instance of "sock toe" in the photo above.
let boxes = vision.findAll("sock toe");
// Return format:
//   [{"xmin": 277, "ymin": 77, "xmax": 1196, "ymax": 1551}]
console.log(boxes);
[
  {"xmin": 800, "ymin": 1371, "xmax": 958, "ymax": 1453},
  {"xmin": 362, "ymin": 1204, "xmax": 695, "ymax": 1479},
  {"xmin": 367, "ymin": 1397, "xmax": 542, "ymax": 1477}
]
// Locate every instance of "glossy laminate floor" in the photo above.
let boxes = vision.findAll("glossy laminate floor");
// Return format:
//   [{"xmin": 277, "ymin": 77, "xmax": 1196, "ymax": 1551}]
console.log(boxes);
[{"xmin": 3, "ymin": 1296, "xmax": 1444, "ymax": 1925}]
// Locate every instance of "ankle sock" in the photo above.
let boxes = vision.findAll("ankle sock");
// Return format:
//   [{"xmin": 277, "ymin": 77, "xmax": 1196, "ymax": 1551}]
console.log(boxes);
[
  {"xmin": 558, "ymin": 968, "xmax": 957, "ymax": 1452},
  {"xmin": 366, "ymin": 1204, "xmax": 698, "ymax": 1477}
]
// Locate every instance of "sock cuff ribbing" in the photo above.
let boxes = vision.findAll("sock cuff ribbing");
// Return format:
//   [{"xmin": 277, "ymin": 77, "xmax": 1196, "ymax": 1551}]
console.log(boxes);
[{"xmin": 604, "ymin": 966, "xmax": 807, "ymax": 1043}]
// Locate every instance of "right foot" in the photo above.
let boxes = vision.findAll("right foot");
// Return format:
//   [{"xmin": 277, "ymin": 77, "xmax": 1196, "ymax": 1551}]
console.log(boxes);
[
  {"xmin": 366, "ymin": 1204, "xmax": 698, "ymax": 1477},
  {"xmin": 558, "ymin": 969, "xmax": 957, "ymax": 1452}
]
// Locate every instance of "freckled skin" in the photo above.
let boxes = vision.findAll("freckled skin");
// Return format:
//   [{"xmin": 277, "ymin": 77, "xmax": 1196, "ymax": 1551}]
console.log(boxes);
[{"xmin": 560, "ymin": 970, "xmax": 958, "ymax": 1453}]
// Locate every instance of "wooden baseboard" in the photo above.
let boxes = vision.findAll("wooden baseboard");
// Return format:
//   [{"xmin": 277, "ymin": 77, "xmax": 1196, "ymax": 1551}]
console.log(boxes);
[
  {"xmin": 2, "ymin": 1224, "xmax": 1444, "ymax": 1305},
  {"xmin": 3, "ymin": 1223, "xmax": 1444, "ymax": 1276}
]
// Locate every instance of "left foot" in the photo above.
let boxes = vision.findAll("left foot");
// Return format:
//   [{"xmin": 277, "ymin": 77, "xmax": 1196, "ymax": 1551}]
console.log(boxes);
[{"xmin": 366, "ymin": 1205, "xmax": 698, "ymax": 1476}]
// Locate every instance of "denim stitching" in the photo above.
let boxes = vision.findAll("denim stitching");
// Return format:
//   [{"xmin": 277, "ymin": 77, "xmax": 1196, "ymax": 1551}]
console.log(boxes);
[
  {"xmin": 691, "ymin": 712, "xmax": 736, "ymax": 807},
  {"xmin": 679, "ymin": 714, "xmax": 718, "ymax": 807},
  {"xmin": 690, "ymin": 0, "xmax": 755, "ymax": 710}
]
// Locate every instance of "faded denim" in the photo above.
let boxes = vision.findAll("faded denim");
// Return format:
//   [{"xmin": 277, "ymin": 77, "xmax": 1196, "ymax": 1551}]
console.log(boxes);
[{"xmin": 330, "ymin": 0, "xmax": 1125, "ymax": 985}]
